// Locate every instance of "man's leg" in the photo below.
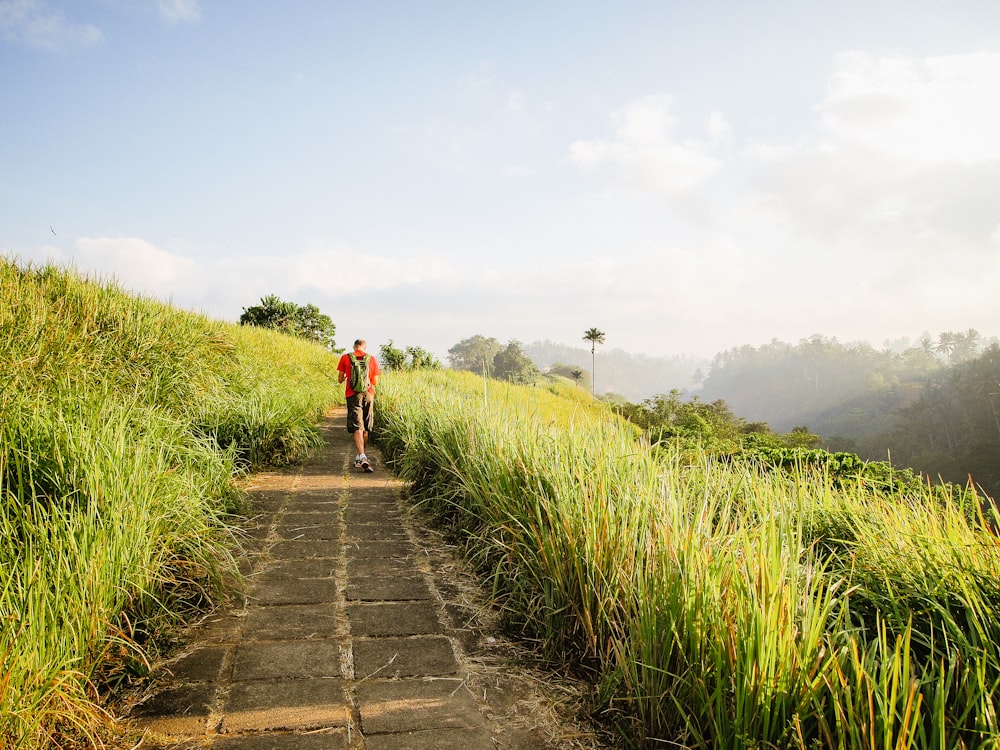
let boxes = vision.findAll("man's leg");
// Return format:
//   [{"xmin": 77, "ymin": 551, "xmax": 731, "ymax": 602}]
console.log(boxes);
[
  {"xmin": 361, "ymin": 394, "xmax": 374, "ymax": 455},
  {"xmin": 347, "ymin": 393, "xmax": 366, "ymax": 459}
]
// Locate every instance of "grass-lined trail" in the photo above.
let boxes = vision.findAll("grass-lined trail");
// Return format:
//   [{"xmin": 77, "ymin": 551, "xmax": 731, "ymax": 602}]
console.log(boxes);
[
  {"xmin": 5, "ymin": 258, "xmax": 1000, "ymax": 748},
  {"xmin": 127, "ymin": 408, "xmax": 603, "ymax": 749}
]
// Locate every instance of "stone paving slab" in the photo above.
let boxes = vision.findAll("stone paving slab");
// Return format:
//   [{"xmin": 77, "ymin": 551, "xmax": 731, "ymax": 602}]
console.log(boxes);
[
  {"xmin": 222, "ymin": 679, "xmax": 349, "ymax": 732},
  {"xmin": 344, "ymin": 505, "xmax": 404, "ymax": 523},
  {"xmin": 240, "ymin": 604, "xmax": 339, "ymax": 641},
  {"xmin": 240, "ymin": 520, "xmax": 273, "ymax": 541},
  {"xmin": 251, "ymin": 576, "xmax": 339, "ymax": 605},
  {"xmin": 342, "ymin": 539, "xmax": 415, "ymax": 559},
  {"xmin": 164, "ymin": 645, "xmax": 230, "ymax": 682},
  {"xmin": 274, "ymin": 521, "xmax": 341, "ymax": 541},
  {"xmin": 280, "ymin": 511, "xmax": 339, "ymax": 526},
  {"xmin": 353, "ymin": 487, "xmax": 404, "ymax": 503},
  {"xmin": 132, "ymin": 683, "xmax": 216, "ymax": 736},
  {"xmin": 231, "ymin": 640, "xmax": 342, "ymax": 681},
  {"xmin": 243, "ymin": 490, "xmax": 292, "ymax": 512},
  {"xmin": 212, "ymin": 730, "xmax": 353, "ymax": 749},
  {"xmin": 244, "ymin": 480, "xmax": 297, "ymax": 494},
  {"xmin": 344, "ymin": 524, "xmax": 409, "ymax": 541},
  {"xmin": 193, "ymin": 613, "xmax": 243, "ymax": 645},
  {"xmin": 355, "ymin": 679, "xmax": 485, "ymax": 734},
  {"xmin": 345, "ymin": 574, "xmax": 433, "ymax": 602},
  {"xmin": 282, "ymin": 498, "xmax": 341, "ymax": 513},
  {"xmin": 346, "ymin": 558, "xmax": 418, "ymax": 578},
  {"xmin": 288, "ymin": 487, "xmax": 345, "ymax": 497},
  {"xmin": 268, "ymin": 539, "xmax": 340, "ymax": 559},
  {"xmin": 347, "ymin": 602, "xmax": 442, "ymax": 636},
  {"xmin": 255, "ymin": 559, "xmax": 339, "ymax": 580},
  {"xmin": 364, "ymin": 727, "xmax": 496, "ymax": 750},
  {"xmin": 352, "ymin": 636, "xmax": 459, "ymax": 678}
]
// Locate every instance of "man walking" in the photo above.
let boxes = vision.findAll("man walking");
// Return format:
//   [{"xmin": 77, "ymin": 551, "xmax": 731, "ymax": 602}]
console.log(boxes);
[{"xmin": 337, "ymin": 339, "xmax": 380, "ymax": 472}]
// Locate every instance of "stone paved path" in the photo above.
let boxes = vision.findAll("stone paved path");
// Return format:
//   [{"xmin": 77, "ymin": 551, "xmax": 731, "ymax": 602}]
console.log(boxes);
[{"xmin": 127, "ymin": 407, "xmax": 577, "ymax": 749}]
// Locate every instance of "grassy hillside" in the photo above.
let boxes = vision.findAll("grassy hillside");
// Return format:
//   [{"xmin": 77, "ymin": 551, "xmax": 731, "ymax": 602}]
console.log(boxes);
[
  {"xmin": 0, "ymin": 259, "xmax": 340, "ymax": 747},
  {"xmin": 374, "ymin": 369, "xmax": 1000, "ymax": 749}
]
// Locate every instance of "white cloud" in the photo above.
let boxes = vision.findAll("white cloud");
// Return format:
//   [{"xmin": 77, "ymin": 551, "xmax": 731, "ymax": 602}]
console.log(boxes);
[
  {"xmin": 15, "ymin": 223, "xmax": 1000, "ymax": 362},
  {"xmin": 18, "ymin": 237, "xmax": 463, "ymax": 320},
  {"xmin": 0, "ymin": 0, "xmax": 103, "ymax": 52},
  {"xmin": 278, "ymin": 244, "xmax": 463, "ymax": 295},
  {"xmin": 78, "ymin": 236, "xmax": 201, "ymax": 287},
  {"xmin": 823, "ymin": 51, "xmax": 1000, "ymax": 164},
  {"xmin": 570, "ymin": 95, "xmax": 725, "ymax": 196},
  {"xmin": 746, "ymin": 51, "xmax": 1000, "ymax": 262},
  {"xmin": 706, "ymin": 110, "xmax": 733, "ymax": 146},
  {"xmin": 157, "ymin": 0, "xmax": 201, "ymax": 24}
]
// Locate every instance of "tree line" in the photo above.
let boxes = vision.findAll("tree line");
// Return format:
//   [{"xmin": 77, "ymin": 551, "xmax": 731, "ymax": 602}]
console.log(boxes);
[
  {"xmin": 445, "ymin": 329, "xmax": 609, "ymax": 386},
  {"xmin": 446, "ymin": 335, "xmax": 541, "ymax": 383},
  {"xmin": 238, "ymin": 298, "xmax": 998, "ymax": 500},
  {"xmin": 888, "ymin": 343, "xmax": 1000, "ymax": 498},
  {"xmin": 447, "ymin": 329, "xmax": 1000, "ymax": 500}
]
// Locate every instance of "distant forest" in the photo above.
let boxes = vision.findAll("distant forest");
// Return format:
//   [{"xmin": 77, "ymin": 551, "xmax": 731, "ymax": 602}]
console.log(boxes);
[
  {"xmin": 524, "ymin": 339, "xmax": 705, "ymax": 401},
  {"xmin": 525, "ymin": 331, "xmax": 1000, "ymax": 500},
  {"xmin": 696, "ymin": 331, "xmax": 1000, "ymax": 498}
]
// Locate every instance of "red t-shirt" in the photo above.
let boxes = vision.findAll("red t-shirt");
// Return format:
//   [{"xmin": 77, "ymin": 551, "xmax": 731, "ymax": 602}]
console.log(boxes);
[{"xmin": 338, "ymin": 350, "xmax": 380, "ymax": 397}]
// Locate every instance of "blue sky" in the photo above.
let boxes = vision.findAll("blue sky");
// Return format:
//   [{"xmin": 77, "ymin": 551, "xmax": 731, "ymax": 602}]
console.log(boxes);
[{"xmin": 3, "ymin": 1, "xmax": 1000, "ymax": 359}]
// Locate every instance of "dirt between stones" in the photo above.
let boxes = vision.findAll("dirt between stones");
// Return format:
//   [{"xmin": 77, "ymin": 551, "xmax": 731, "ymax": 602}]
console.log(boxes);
[{"xmin": 116, "ymin": 407, "xmax": 611, "ymax": 750}]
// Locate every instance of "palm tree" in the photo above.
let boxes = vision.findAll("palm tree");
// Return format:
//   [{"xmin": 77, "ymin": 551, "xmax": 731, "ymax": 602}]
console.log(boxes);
[
  {"xmin": 583, "ymin": 327, "xmax": 606, "ymax": 396},
  {"xmin": 936, "ymin": 331, "xmax": 958, "ymax": 359},
  {"xmin": 954, "ymin": 328, "xmax": 981, "ymax": 363}
]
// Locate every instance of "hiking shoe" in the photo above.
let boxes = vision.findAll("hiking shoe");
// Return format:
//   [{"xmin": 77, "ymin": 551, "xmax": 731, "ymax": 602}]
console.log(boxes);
[
  {"xmin": 360, "ymin": 455, "xmax": 373, "ymax": 473},
  {"xmin": 354, "ymin": 455, "xmax": 363, "ymax": 469}
]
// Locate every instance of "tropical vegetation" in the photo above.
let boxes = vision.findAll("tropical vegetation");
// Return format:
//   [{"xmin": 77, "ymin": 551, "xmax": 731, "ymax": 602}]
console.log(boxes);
[
  {"xmin": 583, "ymin": 326, "xmax": 606, "ymax": 394},
  {"xmin": 447, "ymin": 335, "xmax": 539, "ymax": 383},
  {"xmin": 0, "ymin": 260, "xmax": 339, "ymax": 747},
  {"xmin": 239, "ymin": 293, "xmax": 338, "ymax": 350},
  {"xmin": 374, "ymin": 368, "xmax": 1000, "ymax": 749},
  {"xmin": 379, "ymin": 339, "xmax": 443, "ymax": 370},
  {"xmin": 698, "ymin": 333, "xmax": 1000, "ymax": 499}
]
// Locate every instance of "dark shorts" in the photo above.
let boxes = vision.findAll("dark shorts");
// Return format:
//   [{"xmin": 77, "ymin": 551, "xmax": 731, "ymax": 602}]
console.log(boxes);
[{"xmin": 346, "ymin": 392, "xmax": 374, "ymax": 433}]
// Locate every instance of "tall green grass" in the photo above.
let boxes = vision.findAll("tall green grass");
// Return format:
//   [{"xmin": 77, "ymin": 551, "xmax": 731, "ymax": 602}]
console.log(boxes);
[
  {"xmin": 374, "ymin": 369, "xmax": 1000, "ymax": 749},
  {"xmin": 0, "ymin": 259, "xmax": 340, "ymax": 747}
]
